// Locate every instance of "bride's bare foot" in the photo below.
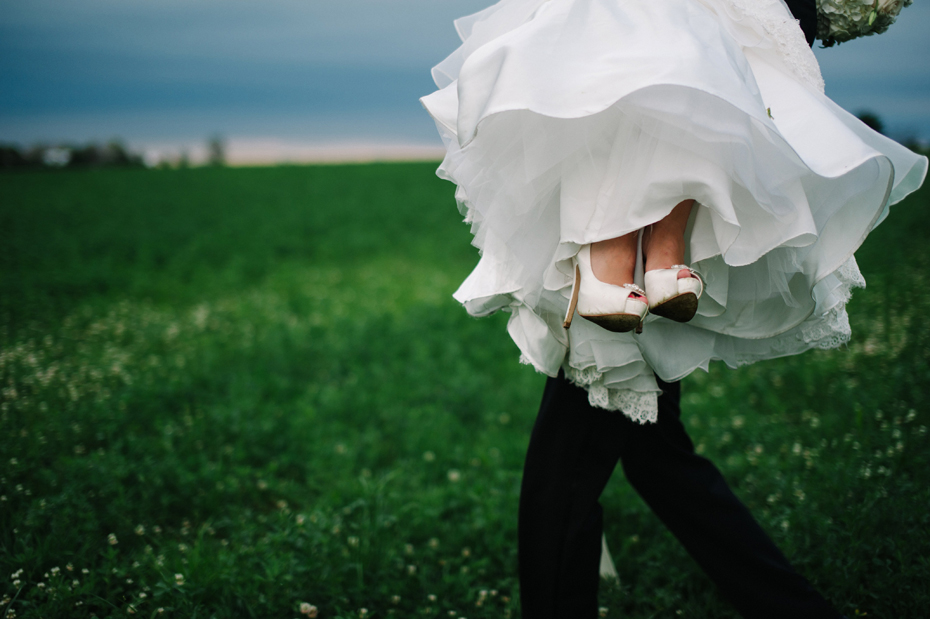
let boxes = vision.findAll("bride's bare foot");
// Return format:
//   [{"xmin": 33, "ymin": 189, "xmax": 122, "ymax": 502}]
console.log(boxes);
[
  {"xmin": 590, "ymin": 231, "xmax": 638, "ymax": 287},
  {"xmin": 643, "ymin": 199, "xmax": 695, "ymax": 279}
]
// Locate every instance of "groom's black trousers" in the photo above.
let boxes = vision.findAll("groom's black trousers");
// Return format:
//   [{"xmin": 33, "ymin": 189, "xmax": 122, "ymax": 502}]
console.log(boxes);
[{"xmin": 518, "ymin": 373, "xmax": 842, "ymax": 618}]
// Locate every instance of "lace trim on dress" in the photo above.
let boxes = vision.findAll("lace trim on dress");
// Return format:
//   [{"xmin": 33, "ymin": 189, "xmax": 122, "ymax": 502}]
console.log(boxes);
[
  {"xmin": 799, "ymin": 306, "xmax": 852, "ymax": 349},
  {"xmin": 836, "ymin": 255, "xmax": 867, "ymax": 292},
  {"xmin": 564, "ymin": 365, "xmax": 659, "ymax": 424},
  {"xmin": 722, "ymin": 0, "xmax": 826, "ymax": 93},
  {"xmin": 794, "ymin": 256, "xmax": 864, "ymax": 349}
]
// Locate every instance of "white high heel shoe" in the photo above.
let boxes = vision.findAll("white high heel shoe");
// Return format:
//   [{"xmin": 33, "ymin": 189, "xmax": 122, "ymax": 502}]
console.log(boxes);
[
  {"xmin": 643, "ymin": 265, "xmax": 703, "ymax": 323},
  {"xmin": 563, "ymin": 244, "xmax": 648, "ymax": 333}
]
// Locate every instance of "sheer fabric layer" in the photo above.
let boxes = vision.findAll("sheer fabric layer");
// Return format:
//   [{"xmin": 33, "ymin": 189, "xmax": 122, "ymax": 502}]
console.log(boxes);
[{"xmin": 421, "ymin": 0, "xmax": 928, "ymax": 422}]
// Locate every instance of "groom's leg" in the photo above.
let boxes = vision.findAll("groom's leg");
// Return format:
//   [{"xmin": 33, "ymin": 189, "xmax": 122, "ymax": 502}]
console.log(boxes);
[
  {"xmin": 619, "ymin": 377, "xmax": 842, "ymax": 619},
  {"xmin": 518, "ymin": 373, "xmax": 627, "ymax": 619}
]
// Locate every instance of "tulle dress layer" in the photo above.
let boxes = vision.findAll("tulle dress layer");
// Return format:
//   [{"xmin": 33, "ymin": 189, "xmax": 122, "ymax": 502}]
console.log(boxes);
[{"xmin": 420, "ymin": 0, "xmax": 928, "ymax": 423}]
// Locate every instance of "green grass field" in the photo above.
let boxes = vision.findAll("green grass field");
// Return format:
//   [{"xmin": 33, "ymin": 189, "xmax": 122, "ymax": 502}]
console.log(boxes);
[{"xmin": 1, "ymin": 162, "xmax": 929, "ymax": 619}]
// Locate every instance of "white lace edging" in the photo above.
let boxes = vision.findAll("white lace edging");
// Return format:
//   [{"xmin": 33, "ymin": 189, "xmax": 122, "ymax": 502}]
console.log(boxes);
[
  {"xmin": 564, "ymin": 365, "xmax": 660, "ymax": 424},
  {"xmin": 798, "ymin": 306, "xmax": 852, "ymax": 349},
  {"xmin": 794, "ymin": 257, "xmax": 864, "ymax": 349},
  {"xmin": 836, "ymin": 255, "xmax": 867, "ymax": 293}
]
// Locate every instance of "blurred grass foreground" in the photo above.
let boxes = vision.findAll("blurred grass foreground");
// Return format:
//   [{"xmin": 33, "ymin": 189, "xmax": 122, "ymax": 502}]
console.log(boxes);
[{"xmin": 2, "ymin": 162, "xmax": 929, "ymax": 619}]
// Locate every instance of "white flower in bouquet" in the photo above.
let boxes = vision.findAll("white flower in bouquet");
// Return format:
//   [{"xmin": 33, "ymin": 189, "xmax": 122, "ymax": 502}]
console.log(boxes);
[{"xmin": 817, "ymin": 0, "xmax": 913, "ymax": 47}]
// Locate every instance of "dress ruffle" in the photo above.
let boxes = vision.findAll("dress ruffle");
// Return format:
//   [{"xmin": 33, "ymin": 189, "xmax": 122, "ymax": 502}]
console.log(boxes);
[{"xmin": 421, "ymin": 0, "xmax": 928, "ymax": 423}]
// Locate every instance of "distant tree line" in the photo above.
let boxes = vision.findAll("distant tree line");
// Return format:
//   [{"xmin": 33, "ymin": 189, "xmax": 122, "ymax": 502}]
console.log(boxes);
[
  {"xmin": 0, "ymin": 140, "xmax": 144, "ymax": 170},
  {"xmin": 0, "ymin": 135, "xmax": 227, "ymax": 170}
]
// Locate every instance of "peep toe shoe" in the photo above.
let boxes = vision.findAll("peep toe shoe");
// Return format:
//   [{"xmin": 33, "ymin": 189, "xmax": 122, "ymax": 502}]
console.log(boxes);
[
  {"xmin": 563, "ymin": 244, "xmax": 648, "ymax": 333},
  {"xmin": 644, "ymin": 265, "xmax": 703, "ymax": 323}
]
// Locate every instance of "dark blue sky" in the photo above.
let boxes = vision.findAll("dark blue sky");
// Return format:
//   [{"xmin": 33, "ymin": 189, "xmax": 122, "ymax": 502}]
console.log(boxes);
[{"xmin": 1, "ymin": 0, "xmax": 927, "ymax": 147}]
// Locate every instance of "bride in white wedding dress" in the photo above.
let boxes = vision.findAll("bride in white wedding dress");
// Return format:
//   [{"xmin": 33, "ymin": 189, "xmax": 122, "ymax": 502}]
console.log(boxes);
[{"xmin": 421, "ymin": 0, "xmax": 927, "ymax": 423}]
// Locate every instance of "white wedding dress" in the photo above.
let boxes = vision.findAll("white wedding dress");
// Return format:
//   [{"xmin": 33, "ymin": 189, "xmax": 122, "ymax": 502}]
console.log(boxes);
[{"xmin": 421, "ymin": 0, "xmax": 927, "ymax": 423}]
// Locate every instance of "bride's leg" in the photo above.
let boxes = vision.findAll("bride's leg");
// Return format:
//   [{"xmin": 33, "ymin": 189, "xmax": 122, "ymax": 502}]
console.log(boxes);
[
  {"xmin": 589, "ymin": 198, "xmax": 696, "ymax": 286},
  {"xmin": 590, "ymin": 230, "xmax": 638, "ymax": 286},
  {"xmin": 643, "ymin": 199, "xmax": 695, "ymax": 274}
]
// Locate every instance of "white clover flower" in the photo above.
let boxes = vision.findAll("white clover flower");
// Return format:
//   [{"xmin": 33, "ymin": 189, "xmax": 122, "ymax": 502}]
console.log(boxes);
[
  {"xmin": 447, "ymin": 469, "xmax": 461, "ymax": 482},
  {"xmin": 174, "ymin": 573, "xmax": 184, "ymax": 586},
  {"xmin": 817, "ymin": 0, "xmax": 913, "ymax": 46},
  {"xmin": 135, "ymin": 525, "xmax": 145, "ymax": 536},
  {"xmin": 107, "ymin": 533, "xmax": 118, "ymax": 546}
]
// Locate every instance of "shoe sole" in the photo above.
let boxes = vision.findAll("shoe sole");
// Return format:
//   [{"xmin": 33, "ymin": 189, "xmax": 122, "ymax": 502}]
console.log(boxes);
[
  {"xmin": 651, "ymin": 293, "xmax": 698, "ymax": 323},
  {"xmin": 582, "ymin": 313, "xmax": 642, "ymax": 333}
]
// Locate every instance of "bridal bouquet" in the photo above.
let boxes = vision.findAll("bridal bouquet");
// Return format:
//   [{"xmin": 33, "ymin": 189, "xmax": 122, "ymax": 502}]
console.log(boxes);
[{"xmin": 817, "ymin": 0, "xmax": 914, "ymax": 46}]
